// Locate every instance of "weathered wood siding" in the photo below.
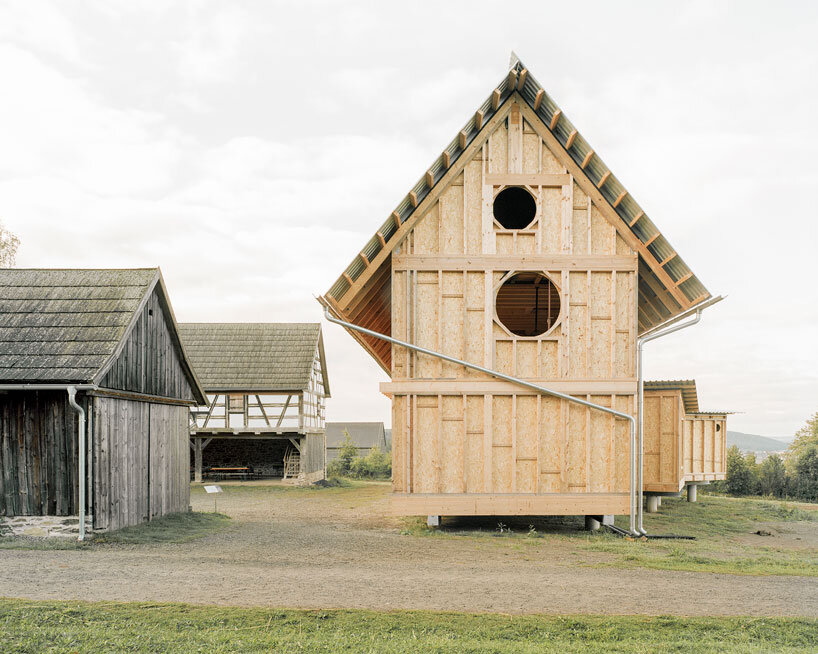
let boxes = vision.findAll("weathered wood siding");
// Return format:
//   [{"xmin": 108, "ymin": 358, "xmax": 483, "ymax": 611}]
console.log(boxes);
[
  {"xmin": 386, "ymin": 100, "xmax": 637, "ymax": 516},
  {"xmin": 99, "ymin": 287, "xmax": 196, "ymax": 402},
  {"xmin": 92, "ymin": 396, "xmax": 189, "ymax": 530},
  {"xmin": 642, "ymin": 390, "xmax": 685, "ymax": 493},
  {"xmin": 301, "ymin": 432, "xmax": 326, "ymax": 482},
  {"xmin": 0, "ymin": 390, "xmax": 81, "ymax": 516}
]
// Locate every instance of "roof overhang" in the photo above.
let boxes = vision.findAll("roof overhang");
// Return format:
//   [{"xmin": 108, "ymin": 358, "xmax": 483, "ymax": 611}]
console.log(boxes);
[{"xmin": 321, "ymin": 56, "xmax": 711, "ymax": 371}]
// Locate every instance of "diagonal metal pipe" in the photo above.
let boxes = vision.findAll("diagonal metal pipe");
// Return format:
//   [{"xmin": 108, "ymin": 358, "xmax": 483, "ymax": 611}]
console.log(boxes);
[{"xmin": 322, "ymin": 303, "xmax": 641, "ymax": 537}]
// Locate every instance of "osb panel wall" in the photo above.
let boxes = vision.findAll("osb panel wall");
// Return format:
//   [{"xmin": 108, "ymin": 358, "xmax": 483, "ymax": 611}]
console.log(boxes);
[
  {"xmin": 642, "ymin": 391, "xmax": 684, "ymax": 493},
  {"xmin": 683, "ymin": 415, "xmax": 727, "ymax": 482},
  {"xmin": 389, "ymin": 102, "xmax": 638, "ymax": 499}
]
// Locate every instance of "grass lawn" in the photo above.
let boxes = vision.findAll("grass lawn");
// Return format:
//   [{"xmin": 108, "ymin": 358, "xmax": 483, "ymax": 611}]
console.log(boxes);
[
  {"xmin": 403, "ymin": 494, "xmax": 818, "ymax": 577},
  {"xmin": 0, "ymin": 512, "xmax": 231, "ymax": 551},
  {"xmin": 0, "ymin": 600, "xmax": 816, "ymax": 653}
]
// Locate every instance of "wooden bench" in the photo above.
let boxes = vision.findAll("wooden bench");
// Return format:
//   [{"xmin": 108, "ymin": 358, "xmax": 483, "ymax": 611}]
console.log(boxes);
[{"xmin": 207, "ymin": 467, "xmax": 252, "ymax": 481}]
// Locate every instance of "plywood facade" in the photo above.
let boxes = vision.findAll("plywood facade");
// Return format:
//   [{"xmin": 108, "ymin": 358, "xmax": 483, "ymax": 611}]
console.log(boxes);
[
  {"xmin": 384, "ymin": 100, "xmax": 637, "ymax": 516},
  {"xmin": 683, "ymin": 414, "xmax": 727, "ymax": 483},
  {"xmin": 641, "ymin": 388, "xmax": 727, "ymax": 493}
]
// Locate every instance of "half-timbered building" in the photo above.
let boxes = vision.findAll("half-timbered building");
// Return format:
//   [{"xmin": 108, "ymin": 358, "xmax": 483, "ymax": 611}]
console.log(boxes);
[{"xmin": 179, "ymin": 323, "xmax": 329, "ymax": 484}]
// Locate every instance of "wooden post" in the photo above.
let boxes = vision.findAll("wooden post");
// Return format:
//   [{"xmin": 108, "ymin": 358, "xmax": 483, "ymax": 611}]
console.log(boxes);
[{"xmin": 194, "ymin": 438, "xmax": 203, "ymax": 483}]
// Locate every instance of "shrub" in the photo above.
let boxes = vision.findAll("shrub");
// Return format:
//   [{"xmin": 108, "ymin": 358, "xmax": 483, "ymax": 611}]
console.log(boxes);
[
  {"xmin": 349, "ymin": 446, "xmax": 391, "ymax": 480},
  {"xmin": 793, "ymin": 446, "xmax": 818, "ymax": 502},
  {"xmin": 758, "ymin": 454, "xmax": 787, "ymax": 497},
  {"xmin": 327, "ymin": 431, "xmax": 358, "ymax": 477}
]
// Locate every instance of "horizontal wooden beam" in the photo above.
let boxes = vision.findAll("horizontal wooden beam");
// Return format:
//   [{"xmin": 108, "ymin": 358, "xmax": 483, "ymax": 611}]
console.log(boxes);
[
  {"xmin": 485, "ymin": 173, "xmax": 570, "ymax": 187},
  {"xmin": 392, "ymin": 253, "xmax": 638, "ymax": 272},
  {"xmin": 381, "ymin": 379, "xmax": 637, "ymax": 395},
  {"xmin": 391, "ymin": 493, "xmax": 630, "ymax": 516}
]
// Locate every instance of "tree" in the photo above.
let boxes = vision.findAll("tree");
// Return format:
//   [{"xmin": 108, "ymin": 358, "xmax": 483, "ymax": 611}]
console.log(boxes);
[
  {"xmin": 793, "ymin": 446, "xmax": 818, "ymax": 502},
  {"xmin": 786, "ymin": 412, "xmax": 818, "ymax": 467},
  {"xmin": 743, "ymin": 452, "xmax": 761, "ymax": 495},
  {"xmin": 0, "ymin": 221, "xmax": 20, "ymax": 267},
  {"xmin": 327, "ymin": 430, "xmax": 358, "ymax": 477},
  {"xmin": 758, "ymin": 454, "xmax": 787, "ymax": 497},
  {"xmin": 725, "ymin": 445, "xmax": 752, "ymax": 496}
]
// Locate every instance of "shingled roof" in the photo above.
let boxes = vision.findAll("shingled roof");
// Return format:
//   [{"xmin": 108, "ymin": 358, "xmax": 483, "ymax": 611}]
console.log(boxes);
[
  {"xmin": 178, "ymin": 323, "xmax": 330, "ymax": 395},
  {"xmin": 0, "ymin": 268, "xmax": 151, "ymax": 379}
]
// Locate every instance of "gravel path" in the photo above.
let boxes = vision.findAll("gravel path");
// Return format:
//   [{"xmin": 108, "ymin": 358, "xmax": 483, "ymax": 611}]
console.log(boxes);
[{"xmin": 1, "ymin": 483, "xmax": 816, "ymax": 616}]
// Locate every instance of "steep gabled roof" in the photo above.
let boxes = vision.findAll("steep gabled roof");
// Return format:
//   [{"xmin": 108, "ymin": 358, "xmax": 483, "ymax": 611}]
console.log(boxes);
[
  {"xmin": 178, "ymin": 323, "xmax": 330, "ymax": 396},
  {"xmin": 644, "ymin": 379, "xmax": 699, "ymax": 413},
  {"xmin": 320, "ymin": 55, "xmax": 710, "ymax": 372},
  {"xmin": 0, "ymin": 268, "xmax": 206, "ymax": 403}
]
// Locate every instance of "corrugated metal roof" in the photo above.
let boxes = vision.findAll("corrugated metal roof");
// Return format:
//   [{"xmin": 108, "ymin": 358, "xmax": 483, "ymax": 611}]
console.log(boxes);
[
  {"xmin": 325, "ymin": 422, "xmax": 386, "ymax": 449},
  {"xmin": 644, "ymin": 379, "xmax": 699, "ymax": 413},
  {"xmin": 0, "ymin": 268, "xmax": 157, "ymax": 383},
  {"xmin": 178, "ymin": 323, "xmax": 329, "ymax": 395}
]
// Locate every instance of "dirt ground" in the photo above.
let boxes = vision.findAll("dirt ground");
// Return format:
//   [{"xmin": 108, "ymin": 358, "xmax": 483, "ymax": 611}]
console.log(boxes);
[{"xmin": 1, "ymin": 482, "xmax": 817, "ymax": 616}]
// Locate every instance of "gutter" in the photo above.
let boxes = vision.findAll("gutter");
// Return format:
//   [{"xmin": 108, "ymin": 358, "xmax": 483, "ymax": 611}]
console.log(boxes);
[
  {"xmin": 0, "ymin": 383, "xmax": 96, "ymax": 541},
  {"xmin": 322, "ymin": 305, "xmax": 641, "ymax": 537},
  {"xmin": 635, "ymin": 295, "xmax": 724, "ymax": 536}
]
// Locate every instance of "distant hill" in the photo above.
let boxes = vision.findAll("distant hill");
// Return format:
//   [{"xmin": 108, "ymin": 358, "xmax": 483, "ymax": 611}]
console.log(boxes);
[{"xmin": 727, "ymin": 431, "xmax": 788, "ymax": 452}]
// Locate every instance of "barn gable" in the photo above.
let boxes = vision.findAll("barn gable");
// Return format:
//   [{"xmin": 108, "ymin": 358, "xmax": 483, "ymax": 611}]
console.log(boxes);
[
  {"xmin": 0, "ymin": 268, "xmax": 205, "ymax": 405},
  {"xmin": 320, "ymin": 56, "xmax": 710, "ymax": 372},
  {"xmin": 98, "ymin": 281, "xmax": 203, "ymax": 404}
]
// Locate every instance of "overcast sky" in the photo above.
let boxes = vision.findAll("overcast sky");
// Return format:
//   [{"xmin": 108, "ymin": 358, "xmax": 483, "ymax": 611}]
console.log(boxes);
[{"xmin": 1, "ymin": 1, "xmax": 816, "ymax": 439}]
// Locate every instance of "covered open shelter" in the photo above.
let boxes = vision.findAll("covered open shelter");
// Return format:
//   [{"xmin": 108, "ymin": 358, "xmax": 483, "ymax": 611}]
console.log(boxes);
[
  {"xmin": 179, "ymin": 323, "xmax": 330, "ymax": 484},
  {"xmin": 0, "ymin": 268, "xmax": 206, "ymax": 536}
]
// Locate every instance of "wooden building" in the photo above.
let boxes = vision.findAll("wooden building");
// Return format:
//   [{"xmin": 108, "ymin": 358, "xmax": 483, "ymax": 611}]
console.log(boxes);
[
  {"xmin": 642, "ymin": 380, "xmax": 728, "ymax": 503},
  {"xmin": 0, "ymin": 268, "xmax": 206, "ymax": 534},
  {"xmin": 320, "ymin": 55, "xmax": 725, "ymax": 521},
  {"xmin": 179, "ymin": 323, "xmax": 329, "ymax": 484}
]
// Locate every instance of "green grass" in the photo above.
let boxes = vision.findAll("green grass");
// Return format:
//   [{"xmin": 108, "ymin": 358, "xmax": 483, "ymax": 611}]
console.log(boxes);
[
  {"xmin": 0, "ymin": 600, "xmax": 815, "ymax": 653},
  {"xmin": 401, "ymin": 495, "xmax": 818, "ymax": 577},
  {"xmin": 0, "ymin": 512, "xmax": 231, "ymax": 550}
]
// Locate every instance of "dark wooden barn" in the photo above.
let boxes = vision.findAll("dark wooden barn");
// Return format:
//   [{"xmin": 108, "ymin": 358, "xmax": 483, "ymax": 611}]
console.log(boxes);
[
  {"xmin": 179, "ymin": 323, "xmax": 329, "ymax": 484},
  {"xmin": 0, "ymin": 268, "xmax": 206, "ymax": 536}
]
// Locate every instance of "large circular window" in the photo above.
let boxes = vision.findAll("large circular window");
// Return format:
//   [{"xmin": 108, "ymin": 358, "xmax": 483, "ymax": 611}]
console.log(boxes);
[
  {"xmin": 493, "ymin": 186, "xmax": 536, "ymax": 229},
  {"xmin": 496, "ymin": 273, "xmax": 560, "ymax": 337}
]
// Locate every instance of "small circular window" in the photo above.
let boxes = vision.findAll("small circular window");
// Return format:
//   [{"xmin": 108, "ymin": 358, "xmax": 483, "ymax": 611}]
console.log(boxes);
[
  {"xmin": 496, "ymin": 273, "xmax": 560, "ymax": 337},
  {"xmin": 493, "ymin": 186, "xmax": 536, "ymax": 229}
]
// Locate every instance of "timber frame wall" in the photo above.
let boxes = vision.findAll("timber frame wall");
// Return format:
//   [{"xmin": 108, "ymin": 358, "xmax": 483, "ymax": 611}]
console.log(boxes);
[
  {"xmin": 384, "ymin": 99, "xmax": 637, "ymax": 516},
  {"xmin": 189, "ymin": 357, "xmax": 327, "ymax": 482}
]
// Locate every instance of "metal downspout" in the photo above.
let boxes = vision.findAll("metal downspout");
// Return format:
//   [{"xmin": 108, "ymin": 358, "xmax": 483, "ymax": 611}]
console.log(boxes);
[
  {"xmin": 323, "ymin": 305, "xmax": 641, "ymax": 537},
  {"xmin": 636, "ymin": 312, "xmax": 703, "ymax": 536},
  {"xmin": 66, "ymin": 387, "xmax": 86, "ymax": 541}
]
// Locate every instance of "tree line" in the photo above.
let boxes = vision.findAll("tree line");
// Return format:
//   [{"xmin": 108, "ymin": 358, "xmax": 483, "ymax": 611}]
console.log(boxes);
[{"xmin": 718, "ymin": 412, "xmax": 818, "ymax": 502}]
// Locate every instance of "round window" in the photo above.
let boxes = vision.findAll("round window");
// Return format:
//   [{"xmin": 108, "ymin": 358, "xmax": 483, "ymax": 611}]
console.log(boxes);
[
  {"xmin": 493, "ymin": 186, "xmax": 536, "ymax": 229},
  {"xmin": 496, "ymin": 273, "xmax": 560, "ymax": 337}
]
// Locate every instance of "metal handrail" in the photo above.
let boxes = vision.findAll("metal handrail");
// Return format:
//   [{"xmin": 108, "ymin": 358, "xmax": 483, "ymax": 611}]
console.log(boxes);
[{"xmin": 322, "ymin": 304, "xmax": 640, "ymax": 536}]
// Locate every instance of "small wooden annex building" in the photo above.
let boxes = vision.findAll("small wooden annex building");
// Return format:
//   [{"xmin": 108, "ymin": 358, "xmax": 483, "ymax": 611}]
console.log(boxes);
[
  {"xmin": 179, "ymin": 323, "xmax": 329, "ymax": 484},
  {"xmin": 0, "ymin": 268, "xmax": 206, "ymax": 535},
  {"xmin": 320, "ymin": 55, "xmax": 726, "ymax": 521},
  {"xmin": 643, "ymin": 380, "xmax": 728, "ymax": 506}
]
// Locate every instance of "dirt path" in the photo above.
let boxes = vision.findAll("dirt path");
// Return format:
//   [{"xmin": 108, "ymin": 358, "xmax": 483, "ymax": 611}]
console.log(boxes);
[{"xmin": 1, "ymin": 483, "xmax": 816, "ymax": 616}]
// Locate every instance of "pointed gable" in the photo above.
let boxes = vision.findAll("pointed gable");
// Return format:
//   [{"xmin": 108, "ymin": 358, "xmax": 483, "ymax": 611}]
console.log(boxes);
[{"xmin": 320, "ymin": 56, "xmax": 710, "ymax": 371}]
